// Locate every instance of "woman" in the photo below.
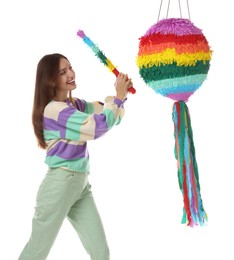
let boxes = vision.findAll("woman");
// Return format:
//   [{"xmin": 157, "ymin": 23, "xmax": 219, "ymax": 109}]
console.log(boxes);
[{"xmin": 18, "ymin": 53, "xmax": 132, "ymax": 260}]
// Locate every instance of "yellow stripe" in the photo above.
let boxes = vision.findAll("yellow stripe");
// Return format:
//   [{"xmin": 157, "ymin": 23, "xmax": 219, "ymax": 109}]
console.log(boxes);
[
  {"xmin": 106, "ymin": 59, "xmax": 116, "ymax": 71},
  {"xmin": 136, "ymin": 48, "xmax": 212, "ymax": 67}
]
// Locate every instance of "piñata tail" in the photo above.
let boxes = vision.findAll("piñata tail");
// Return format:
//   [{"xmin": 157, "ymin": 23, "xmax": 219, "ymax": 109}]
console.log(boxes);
[{"xmin": 172, "ymin": 101, "xmax": 207, "ymax": 226}]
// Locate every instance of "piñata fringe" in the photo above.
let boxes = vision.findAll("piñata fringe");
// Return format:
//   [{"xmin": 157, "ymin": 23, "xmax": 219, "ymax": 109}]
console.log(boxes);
[{"xmin": 172, "ymin": 101, "xmax": 207, "ymax": 227}]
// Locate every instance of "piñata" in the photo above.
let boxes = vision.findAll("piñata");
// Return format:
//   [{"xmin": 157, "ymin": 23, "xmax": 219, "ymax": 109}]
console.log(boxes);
[{"xmin": 136, "ymin": 17, "xmax": 212, "ymax": 227}]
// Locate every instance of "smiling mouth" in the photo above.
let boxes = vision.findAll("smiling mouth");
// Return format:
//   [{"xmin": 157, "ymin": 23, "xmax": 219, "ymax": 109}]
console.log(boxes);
[{"xmin": 67, "ymin": 80, "xmax": 75, "ymax": 85}]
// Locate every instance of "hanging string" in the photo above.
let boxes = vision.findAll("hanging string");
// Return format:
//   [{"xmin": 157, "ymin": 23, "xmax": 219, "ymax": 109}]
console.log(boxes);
[
  {"xmin": 186, "ymin": 0, "xmax": 191, "ymax": 20},
  {"xmin": 166, "ymin": 0, "xmax": 171, "ymax": 18},
  {"xmin": 157, "ymin": 0, "xmax": 191, "ymax": 21},
  {"xmin": 178, "ymin": 0, "xmax": 182, "ymax": 18},
  {"xmin": 157, "ymin": 0, "xmax": 163, "ymax": 22}
]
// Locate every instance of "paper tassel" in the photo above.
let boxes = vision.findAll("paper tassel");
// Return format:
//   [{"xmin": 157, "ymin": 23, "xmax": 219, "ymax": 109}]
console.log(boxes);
[{"xmin": 172, "ymin": 101, "xmax": 207, "ymax": 227}]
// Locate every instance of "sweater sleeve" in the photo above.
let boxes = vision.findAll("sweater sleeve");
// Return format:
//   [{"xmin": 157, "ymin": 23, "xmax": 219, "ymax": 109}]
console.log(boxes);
[
  {"xmin": 43, "ymin": 97, "xmax": 126, "ymax": 142},
  {"xmin": 74, "ymin": 98, "xmax": 104, "ymax": 115}
]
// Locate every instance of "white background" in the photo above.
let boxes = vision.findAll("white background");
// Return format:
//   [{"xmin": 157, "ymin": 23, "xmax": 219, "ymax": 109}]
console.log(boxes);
[{"xmin": 0, "ymin": 0, "xmax": 233, "ymax": 259}]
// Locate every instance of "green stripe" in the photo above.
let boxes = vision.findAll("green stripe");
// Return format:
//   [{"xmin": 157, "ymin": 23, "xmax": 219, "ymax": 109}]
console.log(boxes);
[
  {"xmin": 96, "ymin": 50, "xmax": 108, "ymax": 66},
  {"xmin": 103, "ymin": 109, "xmax": 116, "ymax": 129},
  {"xmin": 44, "ymin": 129, "xmax": 60, "ymax": 140},
  {"xmin": 45, "ymin": 156, "xmax": 90, "ymax": 172},
  {"xmin": 66, "ymin": 111, "xmax": 90, "ymax": 140},
  {"xmin": 139, "ymin": 61, "xmax": 210, "ymax": 83},
  {"xmin": 84, "ymin": 102, "xmax": 94, "ymax": 114},
  {"xmin": 148, "ymin": 74, "xmax": 207, "ymax": 89}
]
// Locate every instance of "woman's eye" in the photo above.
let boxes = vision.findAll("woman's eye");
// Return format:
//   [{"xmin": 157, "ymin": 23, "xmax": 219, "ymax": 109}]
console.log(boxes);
[{"xmin": 59, "ymin": 70, "xmax": 66, "ymax": 75}]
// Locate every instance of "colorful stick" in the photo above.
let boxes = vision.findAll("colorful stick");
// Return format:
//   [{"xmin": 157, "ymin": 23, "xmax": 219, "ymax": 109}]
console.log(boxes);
[{"xmin": 77, "ymin": 30, "xmax": 136, "ymax": 94}]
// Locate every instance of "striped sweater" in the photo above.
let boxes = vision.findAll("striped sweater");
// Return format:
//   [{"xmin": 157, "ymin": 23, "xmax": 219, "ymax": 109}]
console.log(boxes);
[{"xmin": 43, "ymin": 96, "xmax": 126, "ymax": 173}]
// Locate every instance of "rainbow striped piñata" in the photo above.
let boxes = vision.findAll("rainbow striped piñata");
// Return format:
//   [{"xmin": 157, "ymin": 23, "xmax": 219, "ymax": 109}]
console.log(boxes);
[
  {"xmin": 136, "ymin": 18, "xmax": 212, "ymax": 227},
  {"xmin": 136, "ymin": 18, "xmax": 212, "ymax": 101}
]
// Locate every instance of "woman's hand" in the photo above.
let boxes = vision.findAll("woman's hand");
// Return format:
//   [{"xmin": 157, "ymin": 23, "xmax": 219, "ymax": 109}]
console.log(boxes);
[{"xmin": 114, "ymin": 73, "xmax": 132, "ymax": 100}]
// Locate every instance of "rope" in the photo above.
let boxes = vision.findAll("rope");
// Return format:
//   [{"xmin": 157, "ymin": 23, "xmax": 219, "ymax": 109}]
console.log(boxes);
[
  {"xmin": 178, "ymin": 0, "xmax": 182, "ymax": 18},
  {"xmin": 157, "ymin": 0, "xmax": 191, "ymax": 21},
  {"xmin": 186, "ymin": 0, "xmax": 191, "ymax": 20},
  {"xmin": 157, "ymin": 0, "xmax": 163, "ymax": 22},
  {"xmin": 166, "ymin": 0, "xmax": 171, "ymax": 18}
]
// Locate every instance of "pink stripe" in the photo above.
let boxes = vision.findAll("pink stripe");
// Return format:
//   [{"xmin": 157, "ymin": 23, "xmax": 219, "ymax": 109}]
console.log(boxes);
[
  {"xmin": 166, "ymin": 92, "xmax": 193, "ymax": 102},
  {"xmin": 145, "ymin": 18, "xmax": 203, "ymax": 36}
]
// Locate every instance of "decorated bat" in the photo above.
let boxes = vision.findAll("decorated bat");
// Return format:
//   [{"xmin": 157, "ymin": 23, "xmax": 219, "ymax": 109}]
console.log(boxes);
[{"xmin": 77, "ymin": 30, "xmax": 136, "ymax": 94}]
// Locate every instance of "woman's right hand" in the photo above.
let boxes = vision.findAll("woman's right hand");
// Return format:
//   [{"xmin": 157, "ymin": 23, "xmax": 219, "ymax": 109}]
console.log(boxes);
[{"xmin": 114, "ymin": 73, "xmax": 132, "ymax": 100}]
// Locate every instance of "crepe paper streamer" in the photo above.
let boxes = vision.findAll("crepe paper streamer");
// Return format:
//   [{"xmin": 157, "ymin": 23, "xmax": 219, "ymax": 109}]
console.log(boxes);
[
  {"xmin": 136, "ymin": 18, "xmax": 212, "ymax": 227},
  {"xmin": 173, "ymin": 101, "xmax": 207, "ymax": 226},
  {"xmin": 77, "ymin": 30, "xmax": 136, "ymax": 94}
]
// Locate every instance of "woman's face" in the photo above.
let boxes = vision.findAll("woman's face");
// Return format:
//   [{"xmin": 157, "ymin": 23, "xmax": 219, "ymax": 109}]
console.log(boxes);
[{"xmin": 55, "ymin": 58, "xmax": 76, "ymax": 95}]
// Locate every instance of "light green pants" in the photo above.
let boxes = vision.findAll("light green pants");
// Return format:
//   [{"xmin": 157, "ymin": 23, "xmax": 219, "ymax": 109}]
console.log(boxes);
[{"xmin": 18, "ymin": 168, "xmax": 109, "ymax": 260}]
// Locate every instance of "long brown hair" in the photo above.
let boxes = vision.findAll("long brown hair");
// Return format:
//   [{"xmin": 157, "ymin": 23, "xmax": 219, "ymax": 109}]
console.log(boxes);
[{"xmin": 32, "ymin": 53, "xmax": 70, "ymax": 149}]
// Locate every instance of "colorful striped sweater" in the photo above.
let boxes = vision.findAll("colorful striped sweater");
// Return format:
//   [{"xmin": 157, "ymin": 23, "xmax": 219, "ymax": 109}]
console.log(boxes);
[{"xmin": 43, "ymin": 96, "xmax": 126, "ymax": 173}]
